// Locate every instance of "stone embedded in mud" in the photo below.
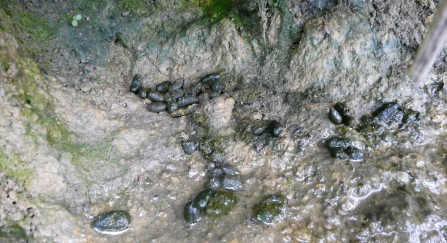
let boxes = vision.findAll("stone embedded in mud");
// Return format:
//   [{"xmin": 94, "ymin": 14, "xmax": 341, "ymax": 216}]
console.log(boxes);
[
  {"xmin": 267, "ymin": 120, "xmax": 283, "ymax": 137},
  {"xmin": 334, "ymin": 102, "xmax": 351, "ymax": 117},
  {"xmin": 209, "ymin": 91, "xmax": 220, "ymax": 99},
  {"xmin": 90, "ymin": 210, "xmax": 130, "ymax": 235},
  {"xmin": 201, "ymin": 73, "xmax": 221, "ymax": 83},
  {"xmin": 205, "ymin": 191, "xmax": 238, "ymax": 217},
  {"xmin": 184, "ymin": 201, "xmax": 202, "ymax": 225},
  {"xmin": 253, "ymin": 194, "xmax": 286, "ymax": 224},
  {"xmin": 147, "ymin": 90, "xmax": 165, "ymax": 102},
  {"xmin": 156, "ymin": 81, "xmax": 171, "ymax": 94},
  {"xmin": 193, "ymin": 189, "xmax": 214, "ymax": 210},
  {"xmin": 147, "ymin": 102, "xmax": 166, "ymax": 113},
  {"xmin": 372, "ymin": 102, "xmax": 400, "ymax": 122},
  {"xmin": 129, "ymin": 75, "xmax": 142, "ymax": 94}
]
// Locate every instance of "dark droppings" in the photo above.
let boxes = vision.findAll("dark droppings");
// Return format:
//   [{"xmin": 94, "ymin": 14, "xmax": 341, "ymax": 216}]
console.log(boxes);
[
  {"xmin": 156, "ymin": 81, "xmax": 171, "ymax": 94},
  {"xmin": 138, "ymin": 87, "xmax": 150, "ymax": 99},
  {"xmin": 201, "ymin": 73, "xmax": 221, "ymax": 83},
  {"xmin": 193, "ymin": 189, "xmax": 214, "ymax": 210},
  {"xmin": 329, "ymin": 103, "xmax": 354, "ymax": 126},
  {"xmin": 326, "ymin": 137, "xmax": 363, "ymax": 161},
  {"xmin": 169, "ymin": 78, "xmax": 184, "ymax": 91},
  {"xmin": 147, "ymin": 90, "xmax": 165, "ymax": 102},
  {"xmin": 166, "ymin": 99, "xmax": 179, "ymax": 114},
  {"xmin": 329, "ymin": 107, "xmax": 343, "ymax": 125},
  {"xmin": 90, "ymin": 210, "xmax": 130, "ymax": 235},
  {"xmin": 183, "ymin": 201, "xmax": 202, "ymax": 225},
  {"xmin": 204, "ymin": 176, "xmax": 222, "ymax": 190},
  {"xmin": 177, "ymin": 95, "xmax": 199, "ymax": 107},
  {"xmin": 147, "ymin": 102, "xmax": 166, "ymax": 113},
  {"xmin": 267, "ymin": 120, "xmax": 283, "ymax": 137},
  {"xmin": 129, "ymin": 75, "xmax": 142, "ymax": 94},
  {"xmin": 372, "ymin": 102, "xmax": 400, "ymax": 122}
]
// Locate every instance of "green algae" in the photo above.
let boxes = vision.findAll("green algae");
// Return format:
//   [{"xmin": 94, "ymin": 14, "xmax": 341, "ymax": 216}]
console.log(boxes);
[
  {"xmin": 205, "ymin": 191, "xmax": 238, "ymax": 217},
  {"xmin": 253, "ymin": 194, "xmax": 285, "ymax": 224}
]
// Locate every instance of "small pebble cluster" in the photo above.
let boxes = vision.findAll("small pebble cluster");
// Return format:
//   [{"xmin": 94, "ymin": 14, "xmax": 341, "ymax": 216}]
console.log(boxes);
[{"xmin": 129, "ymin": 73, "xmax": 225, "ymax": 117}]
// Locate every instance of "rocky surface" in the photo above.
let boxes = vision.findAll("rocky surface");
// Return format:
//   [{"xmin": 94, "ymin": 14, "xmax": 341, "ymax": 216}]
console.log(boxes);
[{"xmin": 1, "ymin": 0, "xmax": 447, "ymax": 242}]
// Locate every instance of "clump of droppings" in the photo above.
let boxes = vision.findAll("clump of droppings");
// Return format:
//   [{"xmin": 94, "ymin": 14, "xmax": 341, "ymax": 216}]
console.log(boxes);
[
  {"xmin": 328, "ymin": 103, "xmax": 354, "ymax": 126},
  {"xmin": 252, "ymin": 194, "xmax": 286, "ymax": 224},
  {"xmin": 129, "ymin": 72, "xmax": 225, "ymax": 117},
  {"xmin": 203, "ymin": 163, "xmax": 243, "ymax": 191},
  {"xmin": 90, "ymin": 210, "xmax": 130, "ymax": 235}
]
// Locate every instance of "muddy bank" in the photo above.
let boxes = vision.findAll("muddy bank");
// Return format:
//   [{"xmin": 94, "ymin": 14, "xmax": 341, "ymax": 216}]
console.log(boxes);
[{"xmin": 1, "ymin": 0, "xmax": 447, "ymax": 242}]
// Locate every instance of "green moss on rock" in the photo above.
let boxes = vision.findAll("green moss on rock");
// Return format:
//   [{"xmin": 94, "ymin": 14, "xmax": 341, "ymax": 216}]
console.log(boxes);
[{"xmin": 253, "ymin": 194, "xmax": 286, "ymax": 224}]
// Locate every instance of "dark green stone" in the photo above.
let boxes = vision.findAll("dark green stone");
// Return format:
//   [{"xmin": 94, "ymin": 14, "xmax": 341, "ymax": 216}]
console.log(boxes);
[
  {"xmin": 147, "ymin": 102, "xmax": 166, "ymax": 113},
  {"xmin": 193, "ymin": 189, "xmax": 214, "ymax": 210},
  {"xmin": 184, "ymin": 201, "xmax": 201, "ymax": 224},
  {"xmin": 156, "ymin": 81, "xmax": 171, "ymax": 94},
  {"xmin": 329, "ymin": 107, "xmax": 343, "ymax": 125},
  {"xmin": 205, "ymin": 191, "xmax": 238, "ymax": 217},
  {"xmin": 267, "ymin": 120, "xmax": 283, "ymax": 137},
  {"xmin": 129, "ymin": 75, "xmax": 141, "ymax": 94},
  {"xmin": 147, "ymin": 90, "xmax": 165, "ymax": 102},
  {"xmin": 253, "ymin": 195, "xmax": 286, "ymax": 224},
  {"xmin": 91, "ymin": 210, "xmax": 130, "ymax": 234}
]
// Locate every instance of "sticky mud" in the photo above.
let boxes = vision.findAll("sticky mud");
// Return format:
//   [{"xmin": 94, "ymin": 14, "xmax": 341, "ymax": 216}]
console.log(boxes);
[{"xmin": 1, "ymin": 0, "xmax": 447, "ymax": 242}]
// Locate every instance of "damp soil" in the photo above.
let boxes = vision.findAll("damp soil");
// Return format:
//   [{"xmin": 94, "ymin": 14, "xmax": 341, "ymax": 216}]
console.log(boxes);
[{"xmin": 1, "ymin": 0, "xmax": 447, "ymax": 242}]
